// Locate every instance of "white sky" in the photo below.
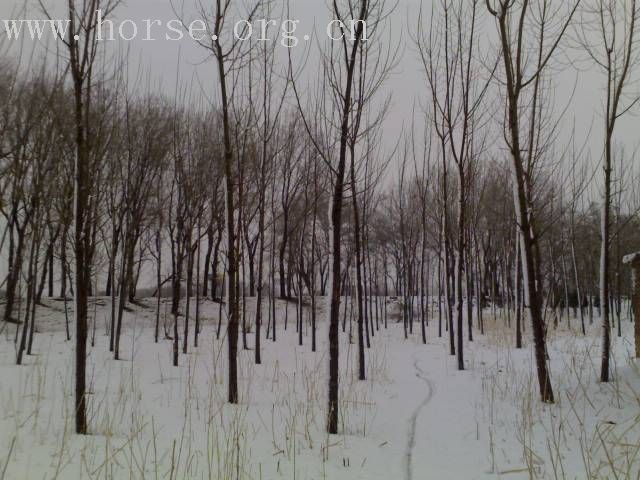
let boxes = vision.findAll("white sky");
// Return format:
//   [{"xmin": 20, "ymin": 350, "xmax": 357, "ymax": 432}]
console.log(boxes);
[{"xmin": 1, "ymin": 0, "xmax": 639, "ymax": 200}]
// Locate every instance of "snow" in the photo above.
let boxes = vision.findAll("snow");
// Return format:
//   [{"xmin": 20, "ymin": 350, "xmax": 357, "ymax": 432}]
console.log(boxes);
[
  {"xmin": 1, "ymin": 298, "xmax": 639, "ymax": 479},
  {"xmin": 623, "ymin": 252, "xmax": 640, "ymax": 265}
]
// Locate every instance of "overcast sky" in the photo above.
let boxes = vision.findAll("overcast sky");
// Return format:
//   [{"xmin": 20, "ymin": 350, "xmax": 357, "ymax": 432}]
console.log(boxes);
[{"xmin": 1, "ymin": 0, "xmax": 638, "ymax": 198}]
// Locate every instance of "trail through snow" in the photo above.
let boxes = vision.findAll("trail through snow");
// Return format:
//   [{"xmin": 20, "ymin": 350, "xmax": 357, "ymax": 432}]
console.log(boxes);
[{"xmin": 405, "ymin": 356, "xmax": 435, "ymax": 480}]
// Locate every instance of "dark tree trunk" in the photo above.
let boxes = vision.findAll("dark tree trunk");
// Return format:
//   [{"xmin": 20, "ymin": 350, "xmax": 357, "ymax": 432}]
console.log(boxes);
[
  {"xmin": 203, "ymin": 225, "xmax": 214, "ymax": 298},
  {"xmin": 350, "ymin": 156, "xmax": 366, "ymax": 381},
  {"xmin": 213, "ymin": 25, "xmax": 239, "ymax": 404}
]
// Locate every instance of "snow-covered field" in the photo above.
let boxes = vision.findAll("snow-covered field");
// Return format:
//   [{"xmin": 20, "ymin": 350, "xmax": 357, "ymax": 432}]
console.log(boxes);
[{"xmin": 1, "ymin": 298, "xmax": 639, "ymax": 479}]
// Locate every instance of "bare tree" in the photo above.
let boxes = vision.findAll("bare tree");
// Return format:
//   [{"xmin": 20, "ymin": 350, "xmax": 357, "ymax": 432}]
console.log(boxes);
[
  {"xmin": 485, "ymin": 0, "xmax": 580, "ymax": 403},
  {"xmin": 290, "ymin": 0, "xmax": 394, "ymax": 433},
  {"xmin": 578, "ymin": 0, "xmax": 639, "ymax": 382},
  {"xmin": 417, "ymin": 0, "xmax": 492, "ymax": 370},
  {"xmin": 55, "ymin": 0, "xmax": 121, "ymax": 434},
  {"xmin": 193, "ymin": 0, "xmax": 260, "ymax": 403}
]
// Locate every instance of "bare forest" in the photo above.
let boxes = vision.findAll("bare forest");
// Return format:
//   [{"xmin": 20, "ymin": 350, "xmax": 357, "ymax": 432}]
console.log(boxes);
[{"xmin": 1, "ymin": 0, "xmax": 640, "ymax": 478}]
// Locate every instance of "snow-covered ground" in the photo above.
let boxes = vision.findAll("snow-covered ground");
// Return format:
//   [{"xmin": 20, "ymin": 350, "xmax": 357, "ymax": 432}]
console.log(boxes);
[{"xmin": 1, "ymin": 298, "xmax": 638, "ymax": 479}]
